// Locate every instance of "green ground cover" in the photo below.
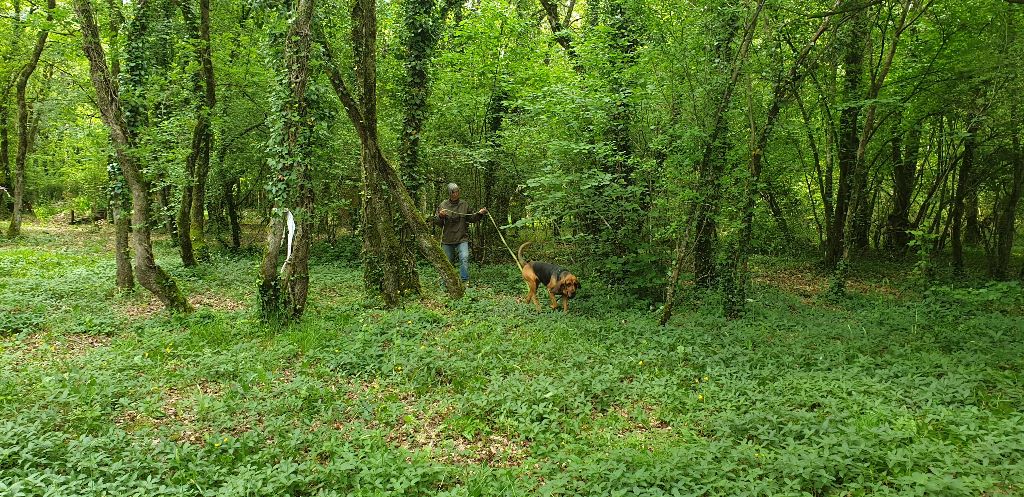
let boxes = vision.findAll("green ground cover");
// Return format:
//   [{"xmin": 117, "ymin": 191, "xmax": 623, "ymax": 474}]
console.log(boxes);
[{"xmin": 1, "ymin": 224, "xmax": 1022, "ymax": 496}]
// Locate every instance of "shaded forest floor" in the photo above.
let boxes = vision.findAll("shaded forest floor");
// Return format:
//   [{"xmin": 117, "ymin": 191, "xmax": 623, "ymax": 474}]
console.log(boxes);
[{"xmin": 1, "ymin": 222, "xmax": 1023, "ymax": 496}]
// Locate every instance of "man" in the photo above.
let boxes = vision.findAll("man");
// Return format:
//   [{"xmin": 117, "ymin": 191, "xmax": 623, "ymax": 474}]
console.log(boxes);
[{"xmin": 432, "ymin": 183, "xmax": 487, "ymax": 284}]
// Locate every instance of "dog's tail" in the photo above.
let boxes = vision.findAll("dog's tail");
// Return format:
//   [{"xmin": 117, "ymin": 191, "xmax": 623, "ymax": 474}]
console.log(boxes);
[{"xmin": 517, "ymin": 242, "xmax": 531, "ymax": 266}]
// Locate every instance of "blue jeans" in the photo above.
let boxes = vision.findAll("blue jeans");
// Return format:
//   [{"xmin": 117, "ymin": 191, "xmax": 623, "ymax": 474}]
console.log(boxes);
[{"xmin": 442, "ymin": 242, "xmax": 470, "ymax": 282}]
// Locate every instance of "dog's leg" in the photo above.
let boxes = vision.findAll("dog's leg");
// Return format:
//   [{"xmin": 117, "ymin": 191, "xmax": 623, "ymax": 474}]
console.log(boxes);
[
  {"xmin": 526, "ymin": 279, "xmax": 541, "ymax": 311},
  {"xmin": 562, "ymin": 296, "xmax": 569, "ymax": 313},
  {"xmin": 547, "ymin": 286, "xmax": 558, "ymax": 310},
  {"xmin": 522, "ymin": 266, "xmax": 542, "ymax": 311}
]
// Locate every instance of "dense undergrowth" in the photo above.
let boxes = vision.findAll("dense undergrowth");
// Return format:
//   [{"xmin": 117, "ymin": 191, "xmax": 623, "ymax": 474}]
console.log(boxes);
[{"xmin": 1, "ymin": 224, "xmax": 1022, "ymax": 496}]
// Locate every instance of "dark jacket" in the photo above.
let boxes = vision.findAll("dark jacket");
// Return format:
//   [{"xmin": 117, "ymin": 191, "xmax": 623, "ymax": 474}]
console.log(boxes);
[{"xmin": 432, "ymin": 199, "xmax": 483, "ymax": 244}]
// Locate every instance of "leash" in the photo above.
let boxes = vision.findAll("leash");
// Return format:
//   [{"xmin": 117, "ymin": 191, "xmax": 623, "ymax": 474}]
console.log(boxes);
[
  {"xmin": 439, "ymin": 208, "xmax": 522, "ymax": 271},
  {"xmin": 486, "ymin": 211, "xmax": 522, "ymax": 271}
]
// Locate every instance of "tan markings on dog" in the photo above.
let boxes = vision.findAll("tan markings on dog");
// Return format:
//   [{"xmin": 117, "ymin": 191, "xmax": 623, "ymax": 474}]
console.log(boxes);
[{"xmin": 516, "ymin": 242, "xmax": 580, "ymax": 313}]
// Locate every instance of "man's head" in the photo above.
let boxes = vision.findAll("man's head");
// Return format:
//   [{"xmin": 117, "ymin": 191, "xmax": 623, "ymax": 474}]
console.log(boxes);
[{"xmin": 448, "ymin": 183, "xmax": 460, "ymax": 201}]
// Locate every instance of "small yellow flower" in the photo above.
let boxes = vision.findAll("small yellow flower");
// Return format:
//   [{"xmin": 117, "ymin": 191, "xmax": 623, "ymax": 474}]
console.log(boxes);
[
  {"xmin": 703, "ymin": 375, "xmax": 709, "ymax": 382},
  {"xmin": 407, "ymin": 320, "xmax": 412, "ymax": 324},
  {"xmin": 638, "ymin": 360, "xmax": 644, "ymax": 366},
  {"xmin": 697, "ymin": 394, "xmax": 704, "ymax": 401}
]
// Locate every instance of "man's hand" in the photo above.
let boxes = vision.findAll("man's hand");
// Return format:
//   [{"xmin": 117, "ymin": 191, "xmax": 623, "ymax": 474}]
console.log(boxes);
[
  {"xmin": 478, "ymin": 207, "xmax": 488, "ymax": 215},
  {"xmin": 438, "ymin": 209, "xmax": 447, "ymax": 218}
]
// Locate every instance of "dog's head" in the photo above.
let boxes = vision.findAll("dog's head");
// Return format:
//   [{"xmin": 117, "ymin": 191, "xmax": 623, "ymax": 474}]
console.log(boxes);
[{"xmin": 557, "ymin": 274, "xmax": 581, "ymax": 298}]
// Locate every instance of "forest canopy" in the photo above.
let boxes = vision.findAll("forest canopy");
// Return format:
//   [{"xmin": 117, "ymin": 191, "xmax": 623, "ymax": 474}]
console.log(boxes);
[{"xmin": 0, "ymin": 0, "xmax": 1021, "ymax": 316}]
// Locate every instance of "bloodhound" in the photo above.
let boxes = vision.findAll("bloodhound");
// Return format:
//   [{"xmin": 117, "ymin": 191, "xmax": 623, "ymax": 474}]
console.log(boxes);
[{"xmin": 517, "ymin": 242, "xmax": 581, "ymax": 313}]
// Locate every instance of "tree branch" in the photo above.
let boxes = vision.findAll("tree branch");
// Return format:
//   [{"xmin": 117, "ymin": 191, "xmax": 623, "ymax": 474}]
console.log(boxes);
[{"xmin": 804, "ymin": 0, "xmax": 882, "ymax": 18}]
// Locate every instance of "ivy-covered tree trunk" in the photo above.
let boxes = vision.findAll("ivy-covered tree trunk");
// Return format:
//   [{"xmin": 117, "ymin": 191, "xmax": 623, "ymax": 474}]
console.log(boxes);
[
  {"xmin": 110, "ymin": 163, "xmax": 134, "ymax": 291},
  {"xmin": 225, "ymin": 179, "xmax": 241, "ymax": 250},
  {"xmin": 538, "ymin": 0, "xmax": 582, "ymax": 72},
  {"xmin": 885, "ymin": 123, "xmax": 921, "ymax": 254},
  {"xmin": 951, "ymin": 119, "xmax": 979, "ymax": 275},
  {"xmin": 156, "ymin": 184, "xmax": 178, "ymax": 242},
  {"xmin": 74, "ymin": 0, "xmax": 191, "ymax": 313},
  {"xmin": 177, "ymin": 163, "xmax": 197, "ymax": 264},
  {"xmin": 7, "ymin": 0, "xmax": 53, "ymax": 238},
  {"xmin": 479, "ymin": 89, "xmax": 506, "ymax": 262},
  {"xmin": 105, "ymin": 0, "xmax": 133, "ymax": 290},
  {"xmin": 0, "ymin": 2, "xmax": 22, "ymax": 218},
  {"xmin": 395, "ymin": 0, "xmax": 460, "ymax": 275},
  {"xmin": 258, "ymin": 0, "xmax": 315, "ymax": 321},
  {"xmin": 692, "ymin": 6, "xmax": 740, "ymax": 289},
  {"xmin": 360, "ymin": 152, "xmax": 408, "ymax": 307},
  {"xmin": 0, "ymin": 99, "xmax": 10, "ymax": 216},
  {"xmin": 823, "ymin": 12, "xmax": 867, "ymax": 270},
  {"xmin": 398, "ymin": 0, "xmax": 451, "ymax": 203},
  {"xmin": 991, "ymin": 119, "xmax": 1022, "ymax": 279},
  {"xmin": 356, "ymin": 0, "xmax": 419, "ymax": 304},
  {"xmin": 180, "ymin": 0, "xmax": 216, "ymax": 262},
  {"xmin": 601, "ymin": 0, "xmax": 646, "ymax": 262},
  {"xmin": 850, "ymin": 165, "xmax": 875, "ymax": 252},
  {"xmin": 320, "ymin": 18, "xmax": 464, "ymax": 301}
]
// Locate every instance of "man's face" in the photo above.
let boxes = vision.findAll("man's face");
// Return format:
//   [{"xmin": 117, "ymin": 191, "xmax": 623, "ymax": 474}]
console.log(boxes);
[{"xmin": 449, "ymin": 189, "xmax": 460, "ymax": 202}]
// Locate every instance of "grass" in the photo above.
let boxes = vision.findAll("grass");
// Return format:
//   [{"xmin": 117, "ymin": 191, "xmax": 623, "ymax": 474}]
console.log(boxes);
[{"xmin": 1, "ymin": 222, "xmax": 1022, "ymax": 496}]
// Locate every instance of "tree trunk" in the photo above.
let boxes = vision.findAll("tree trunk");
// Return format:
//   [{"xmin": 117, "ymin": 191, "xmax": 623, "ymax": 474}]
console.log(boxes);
[
  {"xmin": 692, "ymin": 6, "xmax": 741, "ymax": 289},
  {"xmin": 991, "ymin": 116, "xmax": 1021, "ymax": 279},
  {"xmin": 258, "ymin": 0, "xmax": 315, "ymax": 321},
  {"xmin": 155, "ymin": 184, "xmax": 177, "ymax": 242},
  {"xmin": 964, "ymin": 189, "xmax": 981, "ymax": 245},
  {"xmin": 7, "ymin": 0, "xmax": 54, "ymax": 238},
  {"xmin": 951, "ymin": 119, "xmax": 979, "ymax": 275},
  {"xmin": 105, "ymin": 0, "xmax": 133, "ymax": 289},
  {"xmin": 398, "ymin": 0, "xmax": 458, "ymax": 202},
  {"xmin": 832, "ymin": 0, "xmax": 920, "ymax": 294},
  {"xmin": 885, "ymin": 123, "xmax": 920, "ymax": 253},
  {"xmin": 395, "ymin": 0, "xmax": 457, "ymax": 279},
  {"xmin": 538, "ymin": 0, "xmax": 580, "ymax": 69},
  {"xmin": 181, "ymin": 0, "xmax": 216, "ymax": 261},
  {"xmin": 226, "ymin": 179, "xmax": 241, "ymax": 250},
  {"xmin": 360, "ymin": 149, "xmax": 408, "ymax": 306},
  {"xmin": 0, "ymin": 2, "xmax": 22, "ymax": 218},
  {"xmin": 353, "ymin": 0, "xmax": 418, "ymax": 303},
  {"xmin": 109, "ymin": 162, "xmax": 134, "ymax": 290},
  {"xmin": 0, "ymin": 99, "xmax": 10, "ymax": 217},
  {"xmin": 177, "ymin": 170, "xmax": 197, "ymax": 264},
  {"xmin": 823, "ymin": 12, "xmax": 867, "ymax": 270},
  {"xmin": 723, "ymin": 1, "xmax": 828, "ymax": 317},
  {"xmin": 850, "ymin": 161, "xmax": 874, "ymax": 251},
  {"xmin": 74, "ymin": 0, "xmax": 191, "ymax": 313},
  {"xmin": 760, "ymin": 180, "xmax": 796, "ymax": 247},
  {"xmin": 114, "ymin": 203, "xmax": 134, "ymax": 290},
  {"xmin": 480, "ymin": 90, "xmax": 506, "ymax": 262},
  {"xmin": 320, "ymin": 20, "xmax": 464, "ymax": 300}
]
